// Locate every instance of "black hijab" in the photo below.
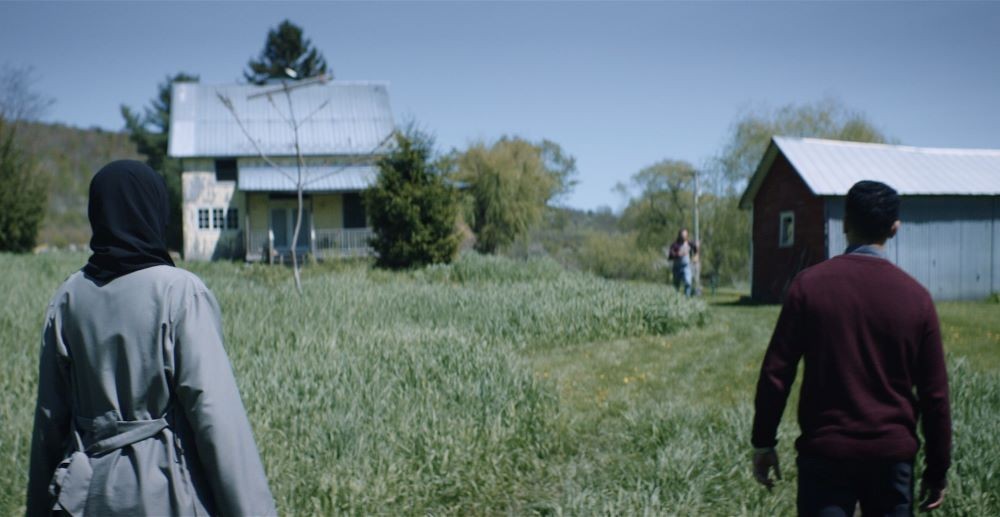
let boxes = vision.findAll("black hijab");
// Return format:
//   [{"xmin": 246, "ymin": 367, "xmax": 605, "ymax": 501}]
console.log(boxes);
[{"xmin": 83, "ymin": 160, "xmax": 175, "ymax": 283}]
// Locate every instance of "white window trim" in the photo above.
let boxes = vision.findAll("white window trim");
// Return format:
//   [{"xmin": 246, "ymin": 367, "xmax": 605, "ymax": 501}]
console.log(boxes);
[
  {"xmin": 779, "ymin": 210, "xmax": 794, "ymax": 248},
  {"xmin": 197, "ymin": 208, "xmax": 210, "ymax": 230}
]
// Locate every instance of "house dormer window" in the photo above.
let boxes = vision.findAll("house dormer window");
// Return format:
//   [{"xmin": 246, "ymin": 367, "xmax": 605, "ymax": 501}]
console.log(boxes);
[{"xmin": 215, "ymin": 159, "xmax": 237, "ymax": 182}]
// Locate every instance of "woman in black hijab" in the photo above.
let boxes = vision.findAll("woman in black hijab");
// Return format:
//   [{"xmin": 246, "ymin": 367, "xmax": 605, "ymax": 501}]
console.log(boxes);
[
  {"xmin": 27, "ymin": 161, "xmax": 275, "ymax": 516},
  {"xmin": 83, "ymin": 160, "xmax": 174, "ymax": 282}
]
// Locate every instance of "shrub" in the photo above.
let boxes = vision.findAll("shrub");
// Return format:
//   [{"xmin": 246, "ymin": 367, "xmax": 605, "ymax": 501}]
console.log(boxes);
[
  {"xmin": 0, "ymin": 118, "xmax": 47, "ymax": 253},
  {"xmin": 364, "ymin": 130, "xmax": 460, "ymax": 269}
]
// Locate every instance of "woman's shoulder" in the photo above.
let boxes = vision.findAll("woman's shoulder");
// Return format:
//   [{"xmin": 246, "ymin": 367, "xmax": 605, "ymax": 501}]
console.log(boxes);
[{"xmin": 154, "ymin": 266, "xmax": 213, "ymax": 296}]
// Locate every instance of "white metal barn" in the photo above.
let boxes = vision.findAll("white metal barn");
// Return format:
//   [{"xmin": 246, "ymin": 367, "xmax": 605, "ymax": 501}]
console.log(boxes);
[
  {"xmin": 168, "ymin": 80, "xmax": 395, "ymax": 262},
  {"xmin": 741, "ymin": 137, "xmax": 1000, "ymax": 301}
]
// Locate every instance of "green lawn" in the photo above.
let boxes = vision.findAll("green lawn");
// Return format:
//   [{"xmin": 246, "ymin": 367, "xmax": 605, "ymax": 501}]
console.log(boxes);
[{"xmin": 1, "ymin": 254, "xmax": 997, "ymax": 515}]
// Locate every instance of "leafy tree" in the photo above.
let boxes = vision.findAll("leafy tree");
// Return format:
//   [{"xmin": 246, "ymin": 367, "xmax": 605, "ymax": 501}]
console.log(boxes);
[
  {"xmin": 0, "ymin": 65, "xmax": 50, "ymax": 253},
  {"xmin": 121, "ymin": 72, "xmax": 198, "ymax": 253},
  {"xmin": 718, "ymin": 97, "xmax": 888, "ymax": 185},
  {"xmin": 618, "ymin": 159, "xmax": 697, "ymax": 250},
  {"xmin": 539, "ymin": 139, "xmax": 578, "ymax": 203},
  {"xmin": 701, "ymin": 97, "xmax": 889, "ymax": 285},
  {"xmin": 244, "ymin": 20, "xmax": 329, "ymax": 85},
  {"xmin": 453, "ymin": 137, "xmax": 571, "ymax": 253},
  {"xmin": 365, "ymin": 129, "xmax": 460, "ymax": 269}
]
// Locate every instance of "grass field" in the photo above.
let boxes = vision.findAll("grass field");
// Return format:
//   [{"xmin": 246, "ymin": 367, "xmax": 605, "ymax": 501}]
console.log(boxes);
[{"xmin": 1, "ymin": 252, "xmax": 997, "ymax": 515}]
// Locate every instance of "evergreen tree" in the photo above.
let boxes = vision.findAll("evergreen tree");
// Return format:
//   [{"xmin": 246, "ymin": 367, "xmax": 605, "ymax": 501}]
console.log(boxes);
[
  {"xmin": 244, "ymin": 20, "xmax": 329, "ymax": 85},
  {"xmin": 121, "ymin": 72, "xmax": 198, "ymax": 253},
  {"xmin": 365, "ymin": 130, "xmax": 460, "ymax": 269},
  {"xmin": 0, "ymin": 116, "xmax": 47, "ymax": 252}
]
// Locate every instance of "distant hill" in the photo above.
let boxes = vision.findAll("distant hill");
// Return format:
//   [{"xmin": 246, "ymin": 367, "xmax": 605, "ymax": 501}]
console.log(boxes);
[{"xmin": 17, "ymin": 122, "xmax": 141, "ymax": 247}]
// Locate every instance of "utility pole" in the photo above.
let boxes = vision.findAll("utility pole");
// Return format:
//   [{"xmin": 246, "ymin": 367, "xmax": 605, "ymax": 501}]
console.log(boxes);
[{"xmin": 693, "ymin": 168, "xmax": 700, "ymax": 245}]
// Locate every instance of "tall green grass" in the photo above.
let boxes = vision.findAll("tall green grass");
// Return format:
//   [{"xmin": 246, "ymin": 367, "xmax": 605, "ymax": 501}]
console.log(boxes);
[
  {"xmin": 2, "ymin": 253, "xmax": 997, "ymax": 515},
  {"xmin": 0, "ymin": 252, "xmax": 702, "ymax": 514}
]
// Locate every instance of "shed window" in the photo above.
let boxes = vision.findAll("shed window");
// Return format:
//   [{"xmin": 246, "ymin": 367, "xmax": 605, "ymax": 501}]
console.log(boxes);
[
  {"xmin": 215, "ymin": 159, "xmax": 238, "ymax": 182},
  {"xmin": 212, "ymin": 208, "xmax": 225, "ymax": 229},
  {"xmin": 197, "ymin": 209, "xmax": 210, "ymax": 229},
  {"xmin": 779, "ymin": 211, "xmax": 794, "ymax": 248},
  {"xmin": 226, "ymin": 208, "xmax": 239, "ymax": 230}
]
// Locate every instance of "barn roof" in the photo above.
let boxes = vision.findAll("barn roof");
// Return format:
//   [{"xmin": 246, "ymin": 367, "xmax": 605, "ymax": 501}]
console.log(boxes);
[
  {"xmin": 168, "ymin": 81, "xmax": 394, "ymax": 158},
  {"xmin": 739, "ymin": 136, "xmax": 1000, "ymax": 209}
]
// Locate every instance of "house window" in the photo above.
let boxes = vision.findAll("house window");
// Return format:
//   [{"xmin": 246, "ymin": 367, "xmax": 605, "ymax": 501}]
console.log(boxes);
[
  {"xmin": 343, "ymin": 192, "xmax": 367, "ymax": 229},
  {"xmin": 212, "ymin": 208, "xmax": 225, "ymax": 229},
  {"xmin": 226, "ymin": 208, "xmax": 239, "ymax": 230},
  {"xmin": 197, "ymin": 208, "xmax": 210, "ymax": 229},
  {"xmin": 215, "ymin": 159, "xmax": 237, "ymax": 182},
  {"xmin": 779, "ymin": 211, "xmax": 794, "ymax": 248}
]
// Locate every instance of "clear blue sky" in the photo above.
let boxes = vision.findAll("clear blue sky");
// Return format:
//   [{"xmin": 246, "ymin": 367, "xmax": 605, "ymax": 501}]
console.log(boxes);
[{"xmin": 2, "ymin": 1, "xmax": 998, "ymax": 210}]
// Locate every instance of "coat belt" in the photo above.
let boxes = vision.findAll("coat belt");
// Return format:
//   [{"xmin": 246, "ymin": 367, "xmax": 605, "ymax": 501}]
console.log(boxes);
[{"xmin": 75, "ymin": 413, "xmax": 169, "ymax": 455}]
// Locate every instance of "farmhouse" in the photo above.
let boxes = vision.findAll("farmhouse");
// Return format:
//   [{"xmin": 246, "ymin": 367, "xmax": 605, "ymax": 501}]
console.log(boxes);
[
  {"xmin": 168, "ymin": 80, "xmax": 394, "ymax": 261},
  {"xmin": 740, "ymin": 136, "xmax": 1000, "ymax": 302}
]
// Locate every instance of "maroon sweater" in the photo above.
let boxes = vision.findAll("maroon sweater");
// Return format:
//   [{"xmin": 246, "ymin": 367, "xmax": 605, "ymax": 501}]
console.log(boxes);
[{"xmin": 751, "ymin": 253, "xmax": 952, "ymax": 486}]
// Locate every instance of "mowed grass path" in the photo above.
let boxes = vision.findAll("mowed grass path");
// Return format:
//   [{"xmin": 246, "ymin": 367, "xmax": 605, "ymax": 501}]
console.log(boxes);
[
  {"xmin": 530, "ymin": 292, "xmax": 1000, "ymax": 515},
  {"xmin": 2, "ymin": 253, "xmax": 998, "ymax": 515}
]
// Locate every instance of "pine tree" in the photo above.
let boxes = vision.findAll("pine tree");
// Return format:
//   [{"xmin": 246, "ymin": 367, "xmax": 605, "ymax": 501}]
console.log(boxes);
[
  {"xmin": 365, "ymin": 130, "xmax": 460, "ymax": 269},
  {"xmin": 121, "ymin": 72, "xmax": 198, "ymax": 253},
  {"xmin": 244, "ymin": 20, "xmax": 329, "ymax": 85}
]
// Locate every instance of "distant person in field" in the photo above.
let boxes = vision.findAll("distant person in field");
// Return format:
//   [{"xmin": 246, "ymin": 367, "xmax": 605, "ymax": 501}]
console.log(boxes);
[
  {"xmin": 667, "ymin": 228, "xmax": 692, "ymax": 297},
  {"xmin": 751, "ymin": 180, "xmax": 951, "ymax": 516},
  {"xmin": 690, "ymin": 240, "xmax": 701, "ymax": 296},
  {"xmin": 27, "ymin": 161, "xmax": 276, "ymax": 516}
]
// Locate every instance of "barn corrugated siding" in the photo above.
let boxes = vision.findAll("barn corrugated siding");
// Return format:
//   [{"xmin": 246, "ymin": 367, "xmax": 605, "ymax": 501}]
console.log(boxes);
[{"xmin": 826, "ymin": 196, "xmax": 999, "ymax": 300}]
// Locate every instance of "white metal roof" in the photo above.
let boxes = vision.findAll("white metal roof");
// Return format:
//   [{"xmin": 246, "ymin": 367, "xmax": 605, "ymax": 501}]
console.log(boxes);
[
  {"xmin": 238, "ymin": 164, "xmax": 377, "ymax": 192},
  {"xmin": 168, "ymin": 81, "xmax": 394, "ymax": 158},
  {"xmin": 740, "ymin": 137, "xmax": 1000, "ymax": 208}
]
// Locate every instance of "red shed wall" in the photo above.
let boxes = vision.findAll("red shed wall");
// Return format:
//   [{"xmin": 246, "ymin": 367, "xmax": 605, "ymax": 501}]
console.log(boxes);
[{"xmin": 751, "ymin": 153, "xmax": 826, "ymax": 303}]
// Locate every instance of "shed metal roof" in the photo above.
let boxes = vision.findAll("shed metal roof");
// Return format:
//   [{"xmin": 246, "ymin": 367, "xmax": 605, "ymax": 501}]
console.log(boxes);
[
  {"xmin": 168, "ymin": 81, "xmax": 394, "ymax": 158},
  {"xmin": 739, "ymin": 136, "xmax": 1000, "ymax": 208},
  {"xmin": 238, "ymin": 164, "xmax": 377, "ymax": 192}
]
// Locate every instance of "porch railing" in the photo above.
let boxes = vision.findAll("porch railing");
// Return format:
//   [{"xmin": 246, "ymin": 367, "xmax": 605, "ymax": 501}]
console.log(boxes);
[
  {"xmin": 245, "ymin": 227, "xmax": 373, "ymax": 262},
  {"xmin": 313, "ymin": 228, "xmax": 374, "ymax": 259}
]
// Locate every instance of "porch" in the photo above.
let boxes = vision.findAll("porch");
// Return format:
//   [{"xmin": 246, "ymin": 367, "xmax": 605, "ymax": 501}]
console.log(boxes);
[
  {"xmin": 245, "ymin": 226, "xmax": 374, "ymax": 263},
  {"xmin": 242, "ymin": 188, "xmax": 374, "ymax": 263}
]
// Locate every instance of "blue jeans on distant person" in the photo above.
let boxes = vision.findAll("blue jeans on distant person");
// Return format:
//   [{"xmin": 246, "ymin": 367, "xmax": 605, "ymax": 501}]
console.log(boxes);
[
  {"xmin": 672, "ymin": 264, "xmax": 692, "ymax": 297},
  {"xmin": 796, "ymin": 454, "xmax": 914, "ymax": 517}
]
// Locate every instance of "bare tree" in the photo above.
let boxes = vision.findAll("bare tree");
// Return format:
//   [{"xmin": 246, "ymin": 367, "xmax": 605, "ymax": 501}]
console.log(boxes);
[
  {"xmin": 0, "ymin": 63, "xmax": 54, "ymax": 126},
  {"xmin": 217, "ymin": 74, "xmax": 392, "ymax": 293}
]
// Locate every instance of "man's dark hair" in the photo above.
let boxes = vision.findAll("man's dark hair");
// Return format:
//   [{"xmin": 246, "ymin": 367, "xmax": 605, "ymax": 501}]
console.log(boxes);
[{"xmin": 845, "ymin": 180, "xmax": 900, "ymax": 242}]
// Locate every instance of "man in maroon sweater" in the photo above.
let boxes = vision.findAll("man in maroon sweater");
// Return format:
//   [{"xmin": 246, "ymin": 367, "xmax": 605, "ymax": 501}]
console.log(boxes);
[{"xmin": 751, "ymin": 181, "xmax": 951, "ymax": 516}]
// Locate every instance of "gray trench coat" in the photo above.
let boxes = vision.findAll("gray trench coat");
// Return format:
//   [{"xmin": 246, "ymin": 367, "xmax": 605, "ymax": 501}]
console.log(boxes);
[{"xmin": 27, "ymin": 266, "xmax": 276, "ymax": 516}]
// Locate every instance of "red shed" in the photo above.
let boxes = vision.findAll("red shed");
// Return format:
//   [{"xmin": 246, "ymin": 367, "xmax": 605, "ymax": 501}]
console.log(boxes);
[{"xmin": 740, "ymin": 136, "xmax": 1000, "ymax": 303}]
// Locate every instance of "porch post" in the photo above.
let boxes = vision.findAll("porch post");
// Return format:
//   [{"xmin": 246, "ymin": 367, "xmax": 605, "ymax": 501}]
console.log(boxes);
[
  {"xmin": 267, "ymin": 199, "xmax": 274, "ymax": 265},
  {"xmin": 243, "ymin": 193, "xmax": 250, "ymax": 262}
]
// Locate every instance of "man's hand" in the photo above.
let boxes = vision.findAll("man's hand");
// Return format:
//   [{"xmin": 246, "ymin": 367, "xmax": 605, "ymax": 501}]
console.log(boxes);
[
  {"xmin": 919, "ymin": 480, "xmax": 946, "ymax": 512},
  {"xmin": 752, "ymin": 448, "xmax": 781, "ymax": 491}
]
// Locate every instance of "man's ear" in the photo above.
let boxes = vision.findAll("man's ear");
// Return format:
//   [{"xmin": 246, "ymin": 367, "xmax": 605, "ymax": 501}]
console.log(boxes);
[
  {"xmin": 843, "ymin": 216, "xmax": 851, "ymax": 236},
  {"xmin": 888, "ymin": 220, "xmax": 901, "ymax": 239}
]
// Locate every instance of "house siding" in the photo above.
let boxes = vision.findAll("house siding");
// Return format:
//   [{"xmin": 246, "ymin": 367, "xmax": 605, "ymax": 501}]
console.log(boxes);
[
  {"xmin": 246, "ymin": 193, "xmax": 269, "ymax": 234},
  {"xmin": 829, "ymin": 196, "xmax": 998, "ymax": 300},
  {"xmin": 182, "ymin": 171, "xmax": 243, "ymax": 261},
  {"xmin": 751, "ymin": 153, "xmax": 826, "ymax": 303},
  {"xmin": 313, "ymin": 194, "xmax": 344, "ymax": 229}
]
